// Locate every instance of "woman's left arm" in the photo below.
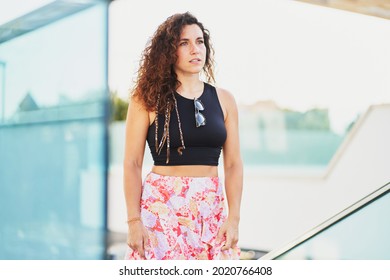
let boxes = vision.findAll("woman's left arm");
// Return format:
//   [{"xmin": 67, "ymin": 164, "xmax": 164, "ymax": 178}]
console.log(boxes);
[{"xmin": 216, "ymin": 88, "xmax": 243, "ymax": 250}]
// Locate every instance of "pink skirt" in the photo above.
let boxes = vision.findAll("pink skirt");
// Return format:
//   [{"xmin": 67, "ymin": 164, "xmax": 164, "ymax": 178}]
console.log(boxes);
[{"xmin": 124, "ymin": 172, "xmax": 240, "ymax": 260}]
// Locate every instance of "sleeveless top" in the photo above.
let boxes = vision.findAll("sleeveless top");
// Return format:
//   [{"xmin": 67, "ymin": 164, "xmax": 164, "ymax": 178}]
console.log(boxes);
[{"xmin": 147, "ymin": 83, "xmax": 227, "ymax": 166}]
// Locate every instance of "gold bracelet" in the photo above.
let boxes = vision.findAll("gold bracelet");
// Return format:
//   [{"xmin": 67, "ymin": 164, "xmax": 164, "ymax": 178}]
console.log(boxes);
[{"xmin": 126, "ymin": 217, "xmax": 141, "ymax": 224}]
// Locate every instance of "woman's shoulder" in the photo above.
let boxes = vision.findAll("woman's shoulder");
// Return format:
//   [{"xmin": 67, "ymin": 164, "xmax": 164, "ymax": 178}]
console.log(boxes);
[
  {"xmin": 214, "ymin": 85, "xmax": 237, "ymax": 107},
  {"xmin": 210, "ymin": 85, "xmax": 238, "ymax": 121},
  {"xmin": 129, "ymin": 93, "xmax": 150, "ymax": 112}
]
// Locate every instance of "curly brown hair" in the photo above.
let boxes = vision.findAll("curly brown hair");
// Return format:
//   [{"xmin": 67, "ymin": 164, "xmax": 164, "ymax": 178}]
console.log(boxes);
[{"xmin": 132, "ymin": 12, "xmax": 215, "ymax": 113}]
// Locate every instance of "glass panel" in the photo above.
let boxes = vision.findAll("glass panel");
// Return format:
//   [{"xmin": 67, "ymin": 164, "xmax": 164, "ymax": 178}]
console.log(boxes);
[
  {"xmin": 0, "ymin": 0, "xmax": 55, "ymax": 26},
  {"xmin": 273, "ymin": 184, "xmax": 390, "ymax": 259},
  {"xmin": 0, "ymin": 60, "xmax": 5, "ymax": 122},
  {"xmin": 0, "ymin": 1, "xmax": 109, "ymax": 259},
  {"xmin": 0, "ymin": 2, "xmax": 107, "ymax": 123}
]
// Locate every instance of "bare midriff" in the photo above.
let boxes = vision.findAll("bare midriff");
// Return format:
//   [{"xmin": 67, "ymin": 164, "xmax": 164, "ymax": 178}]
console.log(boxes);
[{"xmin": 151, "ymin": 165, "xmax": 218, "ymax": 177}]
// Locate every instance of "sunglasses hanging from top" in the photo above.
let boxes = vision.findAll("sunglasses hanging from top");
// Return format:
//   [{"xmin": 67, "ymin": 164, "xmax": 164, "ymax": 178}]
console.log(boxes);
[{"xmin": 194, "ymin": 98, "xmax": 206, "ymax": 127}]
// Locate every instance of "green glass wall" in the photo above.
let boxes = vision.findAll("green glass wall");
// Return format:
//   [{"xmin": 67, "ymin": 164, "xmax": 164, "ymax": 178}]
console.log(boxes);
[{"xmin": 0, "ymin": 1, "xmax": 110, "ymax": 259}]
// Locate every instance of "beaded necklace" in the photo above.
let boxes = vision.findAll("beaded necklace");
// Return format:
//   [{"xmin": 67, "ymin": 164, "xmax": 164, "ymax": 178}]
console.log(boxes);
[{"xmin": 155, "ymin": 93, "xmax": 186, "ymax": 164}]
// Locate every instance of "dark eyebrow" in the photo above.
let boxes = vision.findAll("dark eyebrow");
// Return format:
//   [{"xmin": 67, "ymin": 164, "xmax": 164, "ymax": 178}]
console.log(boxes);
[{"xmin": 179, "ymin": 37, "xmax": 204, "ymax": 41}]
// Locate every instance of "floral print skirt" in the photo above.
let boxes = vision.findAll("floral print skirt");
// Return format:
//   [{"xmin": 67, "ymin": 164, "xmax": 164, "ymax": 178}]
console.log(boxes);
[{"xmin": 124, "ymin": 172, "xmax": 240, "ymax": 260}]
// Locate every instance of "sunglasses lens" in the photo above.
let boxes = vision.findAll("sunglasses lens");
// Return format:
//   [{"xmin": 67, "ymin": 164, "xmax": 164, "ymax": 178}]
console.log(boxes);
[
  {"xmin": 194, "ymin": 100, "xmax": 204, "ymax": 111},
  {"xmin": 195, "ymin": 112, "xmax": 206, "ymax": 127}
]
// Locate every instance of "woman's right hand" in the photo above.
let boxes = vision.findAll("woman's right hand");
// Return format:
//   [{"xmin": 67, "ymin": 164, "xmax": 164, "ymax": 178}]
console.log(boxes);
[{"xmin": 127, "ymin": 221, "xmax": 150, "ymax": 258}]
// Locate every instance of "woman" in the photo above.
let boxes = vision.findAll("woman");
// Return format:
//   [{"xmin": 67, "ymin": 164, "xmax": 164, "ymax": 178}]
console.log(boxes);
[{"xmin": 123, "ymin": 12, "xmax": 243, "ymax": 260}]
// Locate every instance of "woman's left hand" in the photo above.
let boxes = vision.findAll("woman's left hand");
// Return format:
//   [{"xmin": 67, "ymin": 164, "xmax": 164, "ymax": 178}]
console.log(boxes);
[{"xmin": 217, "ymin": 217, "xmax": 239, "ymax": 251}]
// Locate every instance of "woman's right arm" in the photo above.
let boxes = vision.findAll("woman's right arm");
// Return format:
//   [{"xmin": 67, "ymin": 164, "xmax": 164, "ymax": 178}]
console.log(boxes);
[{"xmin": 123, "ymin": 95, "xmax": 150, "ymax": 258}]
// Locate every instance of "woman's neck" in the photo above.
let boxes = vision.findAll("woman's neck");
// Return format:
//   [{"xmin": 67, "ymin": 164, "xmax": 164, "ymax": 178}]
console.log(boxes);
[{"xmin": 176, "ymin": 76, "xmax": 204, "ymax": 99}]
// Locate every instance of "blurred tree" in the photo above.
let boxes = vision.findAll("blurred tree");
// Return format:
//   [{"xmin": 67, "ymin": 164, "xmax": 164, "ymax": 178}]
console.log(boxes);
[
  {"xmin": 300, "ymin": 108, "xmax": 330, "ymax": 130},
  {"xmin": 345, "ymin": 114, "xmax": 360, "ymax": 133},
  {"xmin": 110, "ymin": 91, "xmax": 128, "ymax": 121},
  {"xmin": 283, "ymin": 108, "xmax": 330, "ymax": 130}
]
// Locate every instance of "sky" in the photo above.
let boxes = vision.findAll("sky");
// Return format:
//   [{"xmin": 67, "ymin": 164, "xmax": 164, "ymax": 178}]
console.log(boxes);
[{"xmin": 1, "ymin": 0, "xmax": 390, "ymax": 133}]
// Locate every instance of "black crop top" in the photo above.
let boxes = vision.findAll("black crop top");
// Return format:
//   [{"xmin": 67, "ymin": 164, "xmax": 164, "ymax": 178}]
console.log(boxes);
[{"xmin": 147, "ymin": 83, "xmax": 227, "ymax": 166}]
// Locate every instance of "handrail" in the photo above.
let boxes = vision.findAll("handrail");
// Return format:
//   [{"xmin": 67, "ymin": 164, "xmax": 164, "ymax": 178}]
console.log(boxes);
[{"xmin": 260, "ymin": 181, "xmax": 390, "ymax": 259}]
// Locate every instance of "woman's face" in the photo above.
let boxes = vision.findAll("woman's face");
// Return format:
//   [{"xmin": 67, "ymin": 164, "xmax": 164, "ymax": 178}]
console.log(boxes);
[{"xmin": 174, "ymin": 24, "xmax": 206, "ymax": 78}]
